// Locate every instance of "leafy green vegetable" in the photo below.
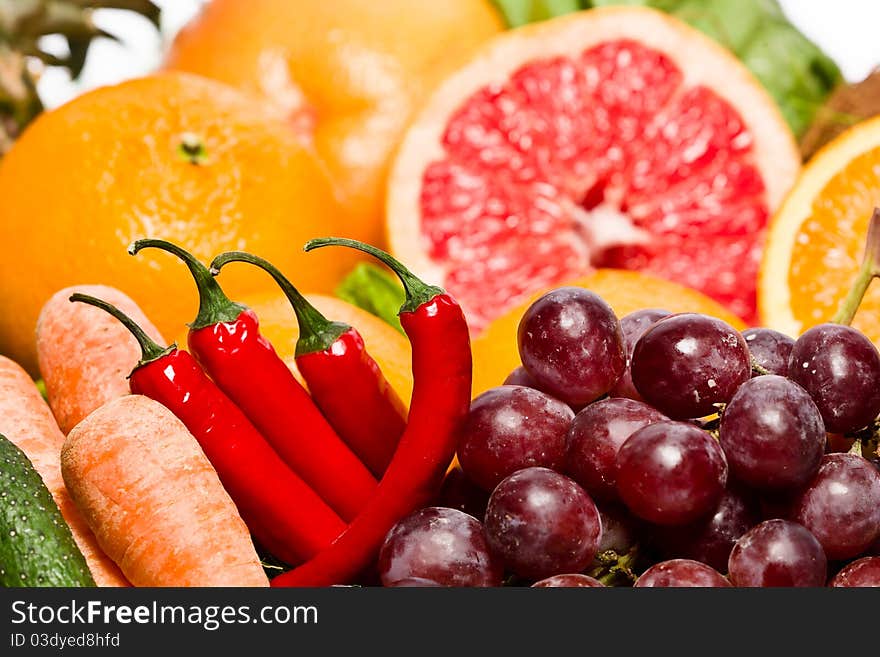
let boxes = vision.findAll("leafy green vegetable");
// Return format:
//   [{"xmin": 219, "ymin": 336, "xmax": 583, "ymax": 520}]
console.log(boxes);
[
  {"xmin": 490, "ymin": 0, "xmax": 842, "ymax": 138},
  {"xmin": 334, "ymin": 263, "xmax": 406, "ymax": 334},
  {"xmin": 492, "ymin": 0, "xmax": 584, "ymax": 27},
  {"xmin": 736, "ymin": 20, "xmax": 842, "ymax": 137},
  {"xmin": 642, "ymin": 0, "xmax": 782, "ymax": 52}
]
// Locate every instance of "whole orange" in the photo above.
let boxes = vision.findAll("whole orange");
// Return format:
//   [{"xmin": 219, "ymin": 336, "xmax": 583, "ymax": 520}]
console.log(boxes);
[
  {"xmin": 164, "ymin": 0, "xmax": 504, "ymax": 248},
  {"xmin": 0, "ymin": 72, "xmax": 355, "ymax": 375}
]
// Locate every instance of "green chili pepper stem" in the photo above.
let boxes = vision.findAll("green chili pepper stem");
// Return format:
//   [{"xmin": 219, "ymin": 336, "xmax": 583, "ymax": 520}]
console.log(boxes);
[
  {"xmin": 128, "ymin": 238, "xmax": 246, "ymax": 330},
  {"xmin": 210, "ymin": 251, "xmax": 350, "ymax": 357},
  {"xmin": 304, "ymin": 238, "xmax": 444, "ymax": 314},
  {"xmin": 69, "ymin": 293, "xmax": 174, "ymax": 369}
]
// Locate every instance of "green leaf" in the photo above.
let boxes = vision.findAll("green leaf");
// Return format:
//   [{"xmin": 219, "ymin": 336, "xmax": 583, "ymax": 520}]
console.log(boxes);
[
  {"xmin": 658, "ymin": 0, "xmax": 782, "ymax": 52},
  {"xmin": 491, "ymin": 0, "xmax": 586, "ymax": 27},
  {"xmin": 334, "ymin": 263, "xmax": 406, "ymax": 334},
  {"xmin": 737, "ymin": 21, "xmax": 842, "ymax": 137},
  {"xmin": 589, "ymin": 0, "xmax": 656, "ymax": 6}
]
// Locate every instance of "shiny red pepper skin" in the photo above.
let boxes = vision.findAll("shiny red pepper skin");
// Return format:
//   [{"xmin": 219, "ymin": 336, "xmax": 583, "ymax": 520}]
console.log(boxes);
[
  {"xmin": 130, "ymin": 349, "xmax": 347, "ymax": 564},
  {"xmin": 68, "ymin": 293, "xmax": 347, "ymax": 567},
  {"xmin": 271, "ymin": 294, "xmax": 472, "ymax": 586},
  {"xmin": 129, "ymin": 240, "xmax": 379, "ymax": 523},
  {"xmin": 187, "ymin": 309, "xmax": 379, "ymax": 521},
  {"xmin": 209, "ymin": 250, "xmax": 407, "ymax": 479},
  {"xmin": 296, "ymin": 327, "xmax": 407, "ymax": 476}
]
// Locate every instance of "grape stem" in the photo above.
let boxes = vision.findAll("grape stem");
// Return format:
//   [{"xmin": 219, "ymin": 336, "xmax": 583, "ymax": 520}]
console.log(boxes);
[
  {"xmin": 590, "ymin": 547, "xmax": 639, "ymax": 586},
  {"xmin": 847, "ymin": 439, "xmax": 864, "ymax": 456},
  {"xmin": 832, "ymin": 207, "xmax": 880, "ymax": 326},
  {"xmin": 750, "ymin": 357, "xmax": 771, "ymax": 377},
  {"xmin": 847, "ymin": 419, "xmax": 880, "ymax": 461}
]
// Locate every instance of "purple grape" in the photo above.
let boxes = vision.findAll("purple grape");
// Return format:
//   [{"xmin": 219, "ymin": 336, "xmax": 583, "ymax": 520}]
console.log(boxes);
[
  {"xmin": 825, "ymin": 433, "xmax": 856, "ymax": 454},
  {"xmin": 757, "ymin": 483, "xmax": 806, "ymax": 520},
  {"xmin": 596, "ymin": 504, "xmax": 639, "ymax": 555},
  {"xmin": 653, "ymin": 484, "xmax": 759, "ymax": 572},
  {"xmin": 517, "ymin": 287, "xmax": 625, "ymax": 407},
  {"xmin": 503, "ymin": 366, "xmax": 540, "ymax": 388},
  {"xmin": 728, "ymin": 519, "xmax": 827, "ymax": 587},
  {"xmin": 378, "ymin": 507, "xmax": 503, "ymax": 587},
  {"xmin": 634, "ymin": 559, "xmax": 731, "ymax": 587},
  {"xmin": 616, "ymin": 421, "xmax": 728, "ymax": 526},
  {"xmin": 531, "ymin": 574, "xmax": 605, "ymax": 587},
  {"xmin": 609, "ymin": 309, "xmax": 671, "ymax": 400},
  {"xmin": 829, "ymin": 557, "xmax": 880, "ymax": 587},
  {"xmin": 719, "ymin": 375, "xmax": 825, "ymax": 491},
  {"xmin": 456, "ymin": 386, "xmax": 574, "ymax": 492},
  {"xmin": 792, "ymin": 453, "xmax": 880, "ymax": 560},
  {"xmin": 564, "ymin": 398, "xmax": 667, "ymax": 503},
  {"xmin": 484, "ymin": 467, "xmax": 602, "ymax": 581},
  {"xmin": 630, "ymin": 313, "xmax": 751, "ymax": 419},
  {"xmin": 787, "ymin": 323, "xmax": 880, "ymax": 433},
  {"xmin": 435, "ymin": 465, "xmax": 490, "ymax": 521},
  {"xmin": 388, "ymin": 577, "xmax": 443, "ymax": 587},
  {"xmin": 742, "ymin": 327, "xmax": 794, "ymax": 376}
]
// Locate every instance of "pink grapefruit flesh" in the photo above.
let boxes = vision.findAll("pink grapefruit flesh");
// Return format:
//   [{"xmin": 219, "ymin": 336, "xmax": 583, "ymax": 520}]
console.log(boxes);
[{"xmin": 387, "ymin": 8, "xmax": 800, "ymax": 330}]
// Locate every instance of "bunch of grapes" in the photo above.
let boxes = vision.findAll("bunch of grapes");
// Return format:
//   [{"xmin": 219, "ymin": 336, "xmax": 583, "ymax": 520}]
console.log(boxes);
[{"xmin": 377, "ymin": 285, "xmax": 880, "ymax": 588}]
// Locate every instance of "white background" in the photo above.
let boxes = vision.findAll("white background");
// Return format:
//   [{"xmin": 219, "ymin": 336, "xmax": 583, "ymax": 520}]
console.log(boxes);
[{"xmin": 37, "ymin": 0, "xmax": 880, "ymax": 108}]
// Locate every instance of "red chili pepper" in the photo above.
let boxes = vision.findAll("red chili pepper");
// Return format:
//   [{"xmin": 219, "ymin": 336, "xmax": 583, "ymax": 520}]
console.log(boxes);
[
  {"xmin": 128, "ymin": 240, "xmax": 378, "ymax": 522},
  {"xmin": 68, "ymin": 293, "xmax": 346, "ymax": 566},
  {"xmin": 209, "ymin": 251, "xmax": 407, "ymax": 477},
  {"xmin": 270, "ymin": 238, "xmax": 472, "ymax": 587}
]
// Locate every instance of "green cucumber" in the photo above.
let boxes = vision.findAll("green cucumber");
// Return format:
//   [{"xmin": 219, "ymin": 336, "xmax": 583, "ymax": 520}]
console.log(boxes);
[{"xmin": 0, "ymin": 433, "xmax": 95, "ymax": 587}]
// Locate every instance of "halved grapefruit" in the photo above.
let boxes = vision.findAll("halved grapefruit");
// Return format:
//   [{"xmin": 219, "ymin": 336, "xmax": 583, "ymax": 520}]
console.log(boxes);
[{"xmin": 387, "ymin": 6, "xmax": 800, "ymax": 330}]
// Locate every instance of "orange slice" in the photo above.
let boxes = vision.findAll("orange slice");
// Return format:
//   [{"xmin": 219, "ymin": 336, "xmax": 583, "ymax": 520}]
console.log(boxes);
[{"xmin": 759, "ymin": 115, "xmax": 880, "ymax": 341}]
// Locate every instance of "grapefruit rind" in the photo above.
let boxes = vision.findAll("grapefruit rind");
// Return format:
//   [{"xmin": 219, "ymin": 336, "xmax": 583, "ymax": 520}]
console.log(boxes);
[
  {"xmin": 759, "ymin": 115, "xmax": 880, "ymax": 338},
  {"xmin": 387, "ymin": 6, "xmax": 800, "ymax": 322}
]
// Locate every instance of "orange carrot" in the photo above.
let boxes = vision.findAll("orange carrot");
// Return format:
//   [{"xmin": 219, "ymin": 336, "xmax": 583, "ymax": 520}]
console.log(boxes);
[
  {"xmin": 62, "ymin": 395, "xmax": 269, "ymax": 587},
  {"xmin": 36, "ymin": 285, "xmax": 165, "ymax": 434},
  {"xmin": 0, "ymin": 356, "xmax": 128, "ymax": 587}
]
